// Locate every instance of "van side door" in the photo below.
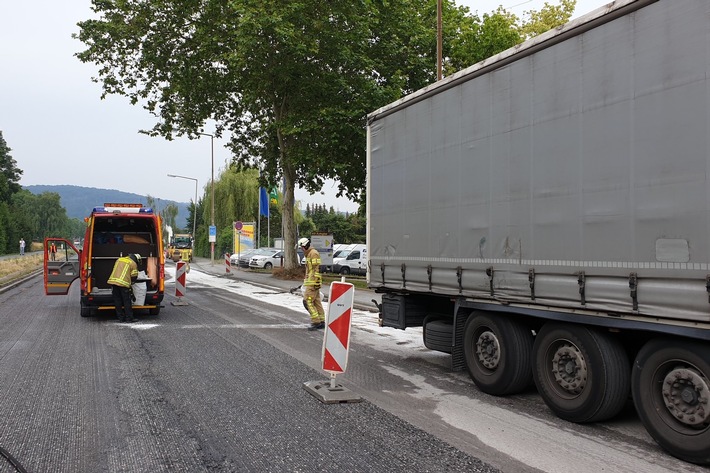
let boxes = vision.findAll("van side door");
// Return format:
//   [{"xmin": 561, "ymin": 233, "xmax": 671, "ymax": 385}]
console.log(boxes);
[{"xmin": 44, "ymin": 238, "xmax": 81, "ymax": 295}]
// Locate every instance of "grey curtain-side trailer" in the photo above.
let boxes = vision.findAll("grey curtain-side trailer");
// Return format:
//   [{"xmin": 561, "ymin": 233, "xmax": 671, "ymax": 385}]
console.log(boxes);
[{"xmin": 367, "ymin": 0, "xmax": 710, "ymax": 464}]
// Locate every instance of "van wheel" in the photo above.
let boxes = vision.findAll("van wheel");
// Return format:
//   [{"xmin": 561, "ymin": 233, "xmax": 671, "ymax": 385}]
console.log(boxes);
[
  {"xmin": 339, "ymin": 266, "xmax": 351, "ymax": 276},
  {"xmin": 80, "ymin": 301, "xmax": 93, "ymax": 317},
  {"xmin": 463, "ymin": 312, "xmax": 533, "ymax": 395}
]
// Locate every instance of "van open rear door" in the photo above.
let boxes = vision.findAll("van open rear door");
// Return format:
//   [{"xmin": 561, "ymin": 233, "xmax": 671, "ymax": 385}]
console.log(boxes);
[{"xmin": 44, "ymin": 238, "xmax": 81, "ymax": 295}]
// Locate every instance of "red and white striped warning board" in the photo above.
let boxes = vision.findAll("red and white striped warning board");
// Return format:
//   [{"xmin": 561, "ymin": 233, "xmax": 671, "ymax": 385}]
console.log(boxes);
[
  {"xmin": 322, "ymin": 281, "xmax": 355, "ymax": 374},
  {"xmin": 175, "ymin": 261, "xmax": 187, "ymax": 298},
  {"xmin": 225, "ymin": 253, "xmax": 231, "ymax": 274}
]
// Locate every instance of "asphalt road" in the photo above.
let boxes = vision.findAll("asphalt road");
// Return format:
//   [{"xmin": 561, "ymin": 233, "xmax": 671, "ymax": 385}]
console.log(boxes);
[
  {"xmin": 0, "ymin": 266, "xmax": 495, "ymax": 473},
  {"xmin": 0, "ymin": 260, "xmax": 706, "ymax": 473}
]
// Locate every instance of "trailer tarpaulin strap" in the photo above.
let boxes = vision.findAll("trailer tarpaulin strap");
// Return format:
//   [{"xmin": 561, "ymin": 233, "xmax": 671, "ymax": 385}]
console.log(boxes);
[{"xmin": 322, "ymin": 281, "xmax": 355, "ymax": 374}]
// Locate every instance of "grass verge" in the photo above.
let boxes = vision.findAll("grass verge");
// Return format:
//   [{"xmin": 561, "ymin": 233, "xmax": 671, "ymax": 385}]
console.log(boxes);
[{"xmin": 0, "ymin": 253, "xmax": 44, "ymax": 284}]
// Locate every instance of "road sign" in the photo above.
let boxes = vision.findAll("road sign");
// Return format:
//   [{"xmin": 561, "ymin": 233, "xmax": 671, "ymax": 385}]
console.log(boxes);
[
  {"xmin": 234, "ymin": 221, "xmax": 243, "ymax": 231},
  {"xmin": 171, "ymin": 261, "xmax": 189, "ymax": 306},
  {"xmin": 209, "ymin": 225, "xmax": 216, "ymax": 243},
  {"xmin": 303, "ymin": 279, "xmax": 361, "ymax": 403},
  {"xmin": 322, "ymin": 281, "xmax": 355, "ymax": 374}
]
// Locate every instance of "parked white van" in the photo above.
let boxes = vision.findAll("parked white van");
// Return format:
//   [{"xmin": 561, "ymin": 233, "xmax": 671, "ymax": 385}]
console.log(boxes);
[{"xmin": 332, "ymin": 244, "xmax": 366, "ymax": 275}]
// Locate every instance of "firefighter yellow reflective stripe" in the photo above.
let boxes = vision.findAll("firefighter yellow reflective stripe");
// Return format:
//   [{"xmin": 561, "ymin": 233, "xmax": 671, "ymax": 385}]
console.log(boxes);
[
  {"xmin": 108, "ymin": 257, "xmax": 138, "ymax": 287},
  {"xmin": 303, "ymin": 247, "xmax": 322, "ymax": 287}
]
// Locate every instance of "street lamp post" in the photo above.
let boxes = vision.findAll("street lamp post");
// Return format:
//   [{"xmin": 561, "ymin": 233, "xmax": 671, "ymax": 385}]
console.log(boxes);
[
  {"xmin": 166, "ymin": 174, "xmax": 198, "ymax": 242},
  {"xmin": 198, "ymin": 132, "xmax": 215, "ymax": 265}
]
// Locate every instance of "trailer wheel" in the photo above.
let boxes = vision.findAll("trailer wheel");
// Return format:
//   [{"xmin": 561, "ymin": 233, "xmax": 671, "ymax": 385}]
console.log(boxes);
[
  {"xmin": 463, "ymin": 312, "xmax": 533, "ymax": 395},
  {"xmin": 533, "ymin": 323, "xmax": 629, "ymax": 423},
  {"xmin": 423, "ymin": 316, "xmax": 453, "ymax": 353},
  {"xmin": 631, "ymin": 339, "xmax": 710, "ymax": 465}
]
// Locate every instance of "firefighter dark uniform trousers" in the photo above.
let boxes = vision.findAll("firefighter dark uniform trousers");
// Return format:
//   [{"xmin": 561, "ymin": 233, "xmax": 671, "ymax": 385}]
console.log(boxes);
[{"xmin": 108, "ymin": 254, "xmax": 139, "ymax": 322}]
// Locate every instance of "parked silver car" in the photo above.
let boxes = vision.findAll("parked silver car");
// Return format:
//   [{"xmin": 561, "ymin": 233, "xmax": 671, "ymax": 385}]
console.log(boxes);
[{"xmin": 249, "ymin": 248, "xmax": 284, "ymax": 269}]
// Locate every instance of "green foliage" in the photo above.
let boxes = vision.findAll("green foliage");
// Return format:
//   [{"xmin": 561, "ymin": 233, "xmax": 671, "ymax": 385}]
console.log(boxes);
[
  {"xmin": 520, "ymin": 0, "xmax": 576, "ymax": 39},
  {"xmin": 0, "ymin": 131, "xmax": 22, "ymax": 204},
  {"xmin": 73, "ymin": 0, "xmax": 574, "ymax": 267},
  {"xmin": 301, "ymin": 204, "xmax": 364, "ymax": 244},
  {"xmin": 447, "ymin": 0, "xmax": 575, "ymax": 73},
  {"xmin": 217, "ymin": 167, "xmax": 259, "ymax": 225},
  {"xmin": 0, "ymin": 202, "xmax": 9, "ymax": 253}
]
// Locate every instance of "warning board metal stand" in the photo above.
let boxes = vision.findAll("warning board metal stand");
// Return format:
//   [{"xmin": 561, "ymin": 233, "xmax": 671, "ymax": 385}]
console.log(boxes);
[
  {"xmin": 303, "ymin": 373, "xmax": 361, "ymax": 404},
  {"xmin": 303, "ymin": 277, "xmax": 361, "ymax": 404}
]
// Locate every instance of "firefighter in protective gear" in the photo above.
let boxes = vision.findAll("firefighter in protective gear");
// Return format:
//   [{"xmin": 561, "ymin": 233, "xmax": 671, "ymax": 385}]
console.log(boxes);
[
  {"xmin": 108, "ymin": 253, "xmax": 140, "ymax": 323},
  {"xmin": 298, "ymin": 238, "xmax": 325, "ymax": 330}
]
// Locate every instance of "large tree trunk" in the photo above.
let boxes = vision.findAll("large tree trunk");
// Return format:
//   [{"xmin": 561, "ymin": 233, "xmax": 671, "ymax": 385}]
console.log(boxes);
[
  {"xmin": 277, "ymin": 122, "xmax": 300, "ymax": 270},
  {"xmin": 281, "ymin": 162, "xmax": 299, "ymax": 269}
]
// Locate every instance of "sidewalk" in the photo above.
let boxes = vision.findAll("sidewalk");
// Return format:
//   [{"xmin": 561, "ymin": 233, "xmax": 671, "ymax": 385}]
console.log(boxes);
[{"xmin": 184, "ymin": 257, "xmax": 382, "ymax": 313}]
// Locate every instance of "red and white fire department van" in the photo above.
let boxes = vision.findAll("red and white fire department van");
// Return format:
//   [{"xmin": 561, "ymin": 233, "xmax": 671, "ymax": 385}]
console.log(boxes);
[{"xmin": 44, "ymin": 203, "xmax": 165, "ymax": 317}]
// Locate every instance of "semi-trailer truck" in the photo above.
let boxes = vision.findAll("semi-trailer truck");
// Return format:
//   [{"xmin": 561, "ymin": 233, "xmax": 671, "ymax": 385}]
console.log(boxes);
[{"xmin": 367, "ymin": 0, "xmax": 710, "ymax": 464}]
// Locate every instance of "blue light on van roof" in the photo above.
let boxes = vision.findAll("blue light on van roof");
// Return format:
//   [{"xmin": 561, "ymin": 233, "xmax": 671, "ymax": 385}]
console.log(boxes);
[{"xmin": 92, "ymin": 204, "xmax": 153, "ymax": 214}]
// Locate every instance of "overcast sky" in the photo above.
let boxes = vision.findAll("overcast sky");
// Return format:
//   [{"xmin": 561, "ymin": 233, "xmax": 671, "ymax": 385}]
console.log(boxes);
[{"xmin": 1, "ymin": 0, "xmax": 608, "ymax": 214}]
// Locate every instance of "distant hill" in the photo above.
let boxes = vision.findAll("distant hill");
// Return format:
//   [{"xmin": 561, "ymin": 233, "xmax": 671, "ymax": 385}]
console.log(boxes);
[{"xmin": 25, "ymin": 185, "xmax": 189, "ymax": 229}]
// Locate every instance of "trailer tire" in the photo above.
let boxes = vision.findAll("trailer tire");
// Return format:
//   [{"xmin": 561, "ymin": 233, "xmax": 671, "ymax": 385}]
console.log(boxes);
[
  {"xmin": 631, "ymin": 339, "xmax": 710, "ymax": 465},
  {"xmin": 423, "ymin": 316, "xmax": 453, "ymax": 353},
  {"xmin": 463, "ymin": 312, "xmax": 533, "ymax": 396},
  {"xmin": 533, "ymin": 323, "xmax": 629, "ymax": 423}
]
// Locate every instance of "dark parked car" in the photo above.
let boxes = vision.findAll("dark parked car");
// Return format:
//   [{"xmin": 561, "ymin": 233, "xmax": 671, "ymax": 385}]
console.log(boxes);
[{"xmin": 231, "ymin": 249, "xmax": 259, "ymax": 268}]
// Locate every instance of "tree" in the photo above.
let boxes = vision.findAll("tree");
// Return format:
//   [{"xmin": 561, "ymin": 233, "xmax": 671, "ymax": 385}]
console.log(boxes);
[
  {"xmin": 75, "ymin": 1, "xmax": 438, "ymax": 269},
  {"xmin": 75, "ymin": 0, "xmax": 571, "ymax": 269},
  {"xmin": 0, "ymin": 131, "xmax": 22, "ymax": 204},
  {"xmin": 447, "ymin": 1, "xmax": 575, "ymax": 74},
  {"xmin": 520, "ymin": 0, "xmax": 576, "ymax": 39},
  {"xmin": 33, "ymin": 192, "xmax": 71, "ymax": 240}
]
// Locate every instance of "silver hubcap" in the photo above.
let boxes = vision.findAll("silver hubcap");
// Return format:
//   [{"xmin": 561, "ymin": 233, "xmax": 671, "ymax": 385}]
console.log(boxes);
[
  {"xmin": 476, "ymin": 330, "xmax": 500, "ymax": 370},
  {"xmin": 662, "ymin": 367, "xmax": 710, "ymax": 426},
  {"xmin": 551, "ymin": 343, "xmax": 588, "ymax": 394}
]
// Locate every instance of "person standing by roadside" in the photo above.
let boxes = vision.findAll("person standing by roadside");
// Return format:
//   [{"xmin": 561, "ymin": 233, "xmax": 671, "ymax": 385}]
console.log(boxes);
[
  {"xmin": 49, "ymin": 242, "xmax": 57, "ymax": 261},
  {"xmin": 19, "ymin": 238, "xmax": 25, "ymax": 256},
  {"xmin": 298, "ymin": 237, "xmax": 325, "ymax": 330},
  {"xmin": 108, "ymin": 253, "xmax": 140, "ymax": 323}
]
